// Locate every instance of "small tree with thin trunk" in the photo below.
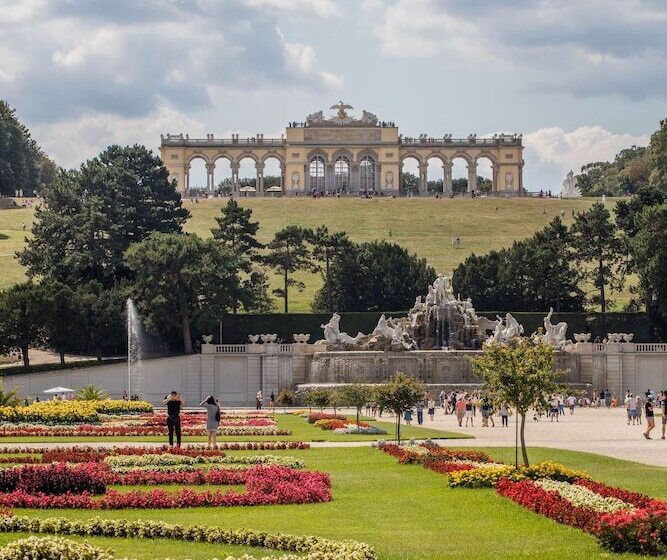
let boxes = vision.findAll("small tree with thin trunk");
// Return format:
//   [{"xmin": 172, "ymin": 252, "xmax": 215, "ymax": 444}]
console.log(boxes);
[
  {"xmin": 376, "ymin": 373, "xmax": 423, "ymax": 444},
  {"xmin": 340, "ymin": 382, "xmax": 374, "ymax": 428},
  {"xmin": 276, "ymin": 389, "xmax": 294, "ymax": 412},
  {"xmin": 308, "ymin": 388, "xmax": 330, "ymax": 413},
  {"xmin": 472, "ymin": 336, "xmax": 564, "ymax": 467}
]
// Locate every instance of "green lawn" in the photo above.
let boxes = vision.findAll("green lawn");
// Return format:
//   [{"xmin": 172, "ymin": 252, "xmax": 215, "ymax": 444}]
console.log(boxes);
[
  {"xmin": 3, "ymin": 446, "xmax": 665, "ymax": 559},
  {"xmin": 0, "ymin": 197, "xmax": 632, "ymax": 311},
  {"xmin": 0, "ymin": 413, "xmax": 467, "ymax": 443}
]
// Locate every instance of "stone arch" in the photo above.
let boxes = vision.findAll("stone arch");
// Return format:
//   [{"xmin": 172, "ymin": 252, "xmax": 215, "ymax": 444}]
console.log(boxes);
[
  {"xmin": 187, "ymin": 155, "xmax": 208, "ymax": 192},
  {"xmin": 355, "ymin": 148, "xmax": 379, "ymax": 163},
  {"xmin": 425, "ymin": 152, "xmax": 449, "ymax": 165},
  {"xmin": 331, "ymin": 148, "xmax": 354, "ymax": 162},
  {"xmin": 213, "ymin": 155, "xmax": 233, "ymax": 194},
  {"xmin": 263, "ymin": 155, "xmax": 283, "ymax": 193},
  {"xmin": 399, "ymin": 151, "xmax": 424, "ymax": 166},
  {"xmin": 262, "ymin": 151, "xmax": 285, "ymax": 166},
  {"xmin": 475, "ymin": 153, "xmax": 497, "ymax": 193},
  {"xmin": 234, "ymin": 152, "xmax": 259, "ymax": 165},
  {"xmin": 306, "ymin": 149, "xmax": 329, "ymax": 163},
  {"xmin": 187, "ymin": 153, "xmax": 211, "ymax": 166},
  {"xmin": 449, "ymin": 151, "xmax": 473, "ymax": 166},
  {"xmin": 475, "ymin": 151, "xmax": 498, "ymax": 167}
]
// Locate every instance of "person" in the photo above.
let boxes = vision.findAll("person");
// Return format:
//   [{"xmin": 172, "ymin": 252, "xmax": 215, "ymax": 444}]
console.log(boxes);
[
  {"xmin": 604, "ymin": 389, "xmax": 612, "ymax": 408},
  {"xmin": 416, "ymin": 400, "xmax": 424, "ymax": 426},
  {"xmin": 455, "ymin": 397, "xmax": 466, "ymax": 427},
  {"xmin": 499, "ymin": 403, "xmax": 509, "ymax": 427},
  {"xmin": 549, "ymin": 395, "xmax": 559, "ymax": 422},
  {"xmin": 557, "ymin": 394, "xmax": 565, "ymax": 416},
  {"xmin": 625, "ymin": 393, "xmax": 637, "ymax": 425},
  {"xmin": 164, "ymin": 391, "xmax": 183, "ymax": 447},
  {"xmin": 480, "ymin": 399, "xmax": 490, "ymax": 427},
  {"xmin": 200, "ymin": 395, "xmax": 221, "ymax": 448},
  {"xmin": 122, "ymin": 390, "xmax": 128, "ymax": 401},
  {"xmin": 465, "ymin": 399, "xmax": 474, "ymax": 427},
  {"xmin": 566, "ymin": 394, "xmax": 576, "ymax": 415},
  {"xmin": 439, "ymin": 390, "xmax": 445, "ymax": 409},
  {"xmin": 256, "ymin": 390, "xmax": 263, "ymax": 410},
  {"xmin": 403, "ymin": 408, "xmax": 413, "ymax": 426},
  {"xmin": 427, "ymin": 398, "xmax": 436, "ymax": 421},
  {"xmin": 643, "ymin": 398, "xmax": 655, "ymax": 440},
  {"xmin": 269, "ymin": 392, "xmax": 276, "ymax": 410}
]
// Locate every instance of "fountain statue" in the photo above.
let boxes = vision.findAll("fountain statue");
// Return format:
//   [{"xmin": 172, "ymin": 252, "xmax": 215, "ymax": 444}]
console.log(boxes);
[
  {"xmin": 126, "ymin": 298, "xmax": 144, "ymax": 398},
  {"xmin": 541, "ymin": 308, "xmax": 570, "ymax": 349},
  {"xmin": 316, "ymin": 274, "xmax": 529, "ymax": 351},
  {"xmin": 561, "ymin": 170, "xmax": 581, "ymax": 198}
]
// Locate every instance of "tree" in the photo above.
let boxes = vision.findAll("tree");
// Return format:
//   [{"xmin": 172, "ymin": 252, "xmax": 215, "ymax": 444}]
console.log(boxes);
[
  {"xmin": 210, "ymin": 199, "xmax": 270, "ymax": 313},
  {"xmin": 576, "ymin": 146, "xmax": 649, "ymax": 196},
  {"xmin": 309, "ymin": 226, "xmax": 351, "ymax": 312},
  {"xmin": 76, "ymin": 384, "xmax": 108, "ymax": 401},
  {"xmin": 126, "ymin": 232, "xmax": 239, "ymax": 354},
  {"xmin": 648, "ymin": 118, "xmax": 667, "ymax": 187},
  {"xmin": 307, "ymin": 388, "xmax": 330, "ymax": 412},
  {"xmin": 340, "ymin": 382, "xmax": 374, "ymax": 428},
  {"xmin": 263, "ymin": 226, "xmax": 314, "ymax": 313},
  {"xmin": 400, "ymin": 172, "xmax": 418, "ymax": 196},
  {"xmin": 42, "ymin": 282, "xmax": 86, "ymax": 365},
  {"xmin": 472, "ymin": 337, "xmax": 563, "ymax": 466},
  {"xmin": 615, "ymin": 185, "xmax": 666, "ymax": 238},
  {"xmin": 276, "ymin": 389, "xmax": 295, "ymax": 412},
  {"xmin": 570, "ymin": 203, "xmax": 624, "ymax": 312},
  {"xmin": 327, "ymin": 387, "xmax": 345, "ymax": 416},
  {"xmin": 0, "ymin": 100, "xmax": 55, "ymax": 196},
  {"xmin": 0, "ymin": 383, "xmax": 19, "ymax": 407},
  {"xmin": 376, "ymin": 373, "xmax": 423, "ymax": 443},
  {"xmin": 630, "ymin": 204, "xmax": 667, "ymax": 339},
  {"xmin": 19, "ymin": 145, "xmax": 190, "ymax": 286},
  {"xmin": 0, "ymin": 282, "xmax": 49, "ymax": 367},
  {"xmin": 312, "ymin": 241, "xmax": 435, "ymax": 312}
]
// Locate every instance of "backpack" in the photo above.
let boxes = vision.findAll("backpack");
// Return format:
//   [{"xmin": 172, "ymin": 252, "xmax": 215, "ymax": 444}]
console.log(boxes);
[{"xmin": 215, "ymin": 407, "xmax": 221, "ymax": 423}]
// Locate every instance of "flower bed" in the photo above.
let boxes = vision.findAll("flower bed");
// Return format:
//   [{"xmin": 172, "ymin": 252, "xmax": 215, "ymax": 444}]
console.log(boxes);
[
  {"xmin": 0, "ymin": 536, "xmax": 113, "ymax": 560},
  {"xmin": 0, "ymin": 465, "xmax": 330, "ymax": 509},
  {"xmin": 0, "ymin": 424, "xmax": 290, "ymax": 437},
  {"xmin": 307, "ymin": 412, "xmax": 349, "ymax": 424},
  {"xmin": 0, "ymin": 401, "xmax": 153, "ymax": 426},
  {"xmin": 104, "ymin": 453, "xmax": 304, "ymax": 471},
  {"xmin": 0, "ymin": 515, "xmax": 377, "ymax": 560}
]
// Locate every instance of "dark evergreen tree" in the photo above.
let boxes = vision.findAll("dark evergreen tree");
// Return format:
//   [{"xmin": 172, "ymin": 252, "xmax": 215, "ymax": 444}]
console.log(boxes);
[
  {"xmin": 309, "ymin": 226, "xmax": 352, "ymax": 312},
  {"xmin": 263, "ymin": 226, "xmax": 314, "ymax": 313},
  {"xmin": 313, "ymin": 241, "xmax": 435, "ymax": 312},
  {"xmin": 41, "ymin": 281, "xmax": 86, "ymax": 365},
  {"xmin": 19, "ymin": 145, "xmax": 190, "ymax": 286},
  {"xmin": 570, "ymin": 203, "xmax": 624, "ymax": 312}
]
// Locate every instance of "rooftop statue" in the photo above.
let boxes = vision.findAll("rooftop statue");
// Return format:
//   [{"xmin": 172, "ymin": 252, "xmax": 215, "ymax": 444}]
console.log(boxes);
[{"xmin": 330, "ymin": 101, "xmax": 353, "ymax": 120}]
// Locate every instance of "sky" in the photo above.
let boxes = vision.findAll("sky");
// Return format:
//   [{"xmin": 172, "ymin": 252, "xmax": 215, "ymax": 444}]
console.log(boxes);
[{"xmin": 1, "ymin": 0, "xmax": 665, "ymax": 191}]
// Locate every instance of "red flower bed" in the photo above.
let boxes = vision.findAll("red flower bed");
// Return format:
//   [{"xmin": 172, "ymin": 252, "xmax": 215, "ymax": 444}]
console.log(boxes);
[
  {"xmin": 574, "ymin": 478, "xmax": 665, "ymax": 510},
  {"xmin": 427, "ymin": 448, "xmax": 494, "ymax": 463},
  {"xmin": 307, "ymin": 413, "xmax": 348, "ymax": 424},
  {"xmin": 496, "ymin": 478, "xmax": 601, "ymax": 533},
  {"xmin": 380, "ymin": 444, "xmax": 421, "ymax": 464},
  {"xmin": 423, "ymin": 459, "xmax": 475, "ymax": 474},
  {"xmin": 103, "ymin": 466, "xmax": 247, "ymax": 486},
  {"xmin": 0, "ymin": 425, "xmax": 290, "ymax": 437},
  {"xmin": 597, "ymin": 507, "xmax": 667, "ymax": 556},
  {"xmin": 0, "ymin": 464, "xmax": 105, "ymax": 496},
  {"xmin": 0, "ymin": 465, "xmax": 330, "ymax": 509}
]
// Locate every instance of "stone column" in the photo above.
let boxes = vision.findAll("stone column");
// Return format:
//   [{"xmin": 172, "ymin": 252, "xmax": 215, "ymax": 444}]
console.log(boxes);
[
  {"xmin": 492, "ymin": 163, "xmax": 499, "ymax": 192},
  {"xmin": 418, "ymin": 162, "xmax": 428, "ymax": 196},
  {"xmin": 351, "ymin": 163, "xmax": 360, "ymax": 194},
  {"xmin": 325, "ymin": 163, "xmax": 335, "ymax": 193},
  {"xmin": 467, "ymin": 161, "xmax": 477, "ymax": 193},
  {"xmin": 280, "ymin": 163, "xmax": 285, "ymax": 193},
  {"xmin": 256, "ymin": 161, "xmax": 264, "ymax": 195},
  {"xmin": 184, "ymin": 165, "xmax": 190, "ymax": 192},
  {"xmin": 231, "ymin": 162, "xmax": 240, "ymax": 194},
  {"xmin": 443, "ymin": 161, "xmax": 453, "ymax": 194},
  {"xmin": 206, "ymin": 163, "xmax": 215, "ymax": 192}
]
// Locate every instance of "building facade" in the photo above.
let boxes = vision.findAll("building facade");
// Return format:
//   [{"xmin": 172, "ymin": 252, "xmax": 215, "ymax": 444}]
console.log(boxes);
[{"xmin": 160, "ymin": 102, "xmax": 524, "ymax": 196}]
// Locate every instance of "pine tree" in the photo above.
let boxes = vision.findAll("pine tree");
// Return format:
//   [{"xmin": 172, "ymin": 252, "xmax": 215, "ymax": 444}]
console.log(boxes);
[{"xmin": 309, "ymin": 226, "xmax": 351, "ymax": 312}]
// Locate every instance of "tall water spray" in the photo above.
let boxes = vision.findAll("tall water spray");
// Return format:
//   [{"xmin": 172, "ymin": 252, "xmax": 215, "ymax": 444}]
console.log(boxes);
[{"xmin": 126, "ymin": 298, "xmax": 144, "ymax": 398}]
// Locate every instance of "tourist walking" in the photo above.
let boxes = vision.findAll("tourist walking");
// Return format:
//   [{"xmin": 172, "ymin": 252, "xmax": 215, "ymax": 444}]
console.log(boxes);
[
  {"xmin": 636, "ymin": 394, "xmax": 644, "ymax": 425},
  {"xmin": 164, "ymin": 391, "xmax": 183, "ymax": 447},
  {"xmin": 500, "ymin": 403, "xmax": 509, "ymax": 427},
  {"xmin": 455, "ymin": 398, "xmax": 466, "ymax": 427},
  {"xmin": 643, "ymin": 399, "xmax": 655, "ymax": 439},
  {"xmin": 403, "ymin": 408, "xmax": 413, "ymax": 425},
  {"xmin": 625, "ymin": 393, "xmax": 638, "ymax": 425},
  {"xmin": 566, "ymin": 394, "xmax": 576, "ymax": 415},
  {"xmin": 416, "ymin": 400, "xmax": 424, "ymax": 425},
  {"xmin": 256, "ymin": 390, "xmax": 263, "ymax": 410},
  {"xmin": 269, "ymin": 392, "xmax": 276, "ymax": 410},
  {"xmin": 465, "ymin": 399, "xmax": 474, "ymax": 427},
  {"xmin": 549, "ymin": 395, "xmax": 559, "ymax": 422},
  {"xmin": 660, "ymin": 390, "xmax": 667, "ymax": 439},
  {"xmin": 200, "ymin": 395, "xmax": 221, "ymax": 448},
  {"xmin": 427, "ymin": 398, "xmax": 436, "ymax": 421}
]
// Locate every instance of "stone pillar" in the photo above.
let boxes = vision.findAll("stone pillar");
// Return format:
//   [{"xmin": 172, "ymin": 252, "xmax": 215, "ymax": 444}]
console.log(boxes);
[
  {"xmin": 351, "ymin": 163, "xmax": 360, "ymax": 194},
  {"xmin": 280, "ymin": 163, "xmax": 285, "ymax": 193},
  {"xmin": 231, "ymin": 162, "xmax": 239, "ymax": 194},
  {"xmin": 206, "ymin": 163, "xmax": 215, "ymax": 192},
  {"xmin": 519, "ymin": 160, "xmax": 524, "ymax": 193},
  {"xmin": 492, "ymin": 163, "xmax": 499, "ymax": 192},
  {"xmin": 256, "ymin": 161, "xmax": 264, "ymax": 195},
  {"xmin": 418, "ymin": 162, "xmax": 428, "ymax": 195},
  {"xmin": 325, "ymin": 163, "xmax": 335, "ymax": 193},
  {"xmin": 443, "ymin": 161, "xmax": 453, "ymax": 194},
  {"xmin": 184, "ymin": 165, "xmax": 190, "ymax": 192},
  {"xmin": 467, "ymin": 161, "xmax": 477, "ymax": 193}
]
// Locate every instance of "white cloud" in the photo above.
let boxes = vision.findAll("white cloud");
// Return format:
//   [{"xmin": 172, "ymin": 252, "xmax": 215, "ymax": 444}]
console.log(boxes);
[
  {"xmin": 283, "ymin": 37, "xmax": 344, "ymax": 89},
  {"xmin": 31, "ymin": 104, "xmax": 205, "ymax": 169},
  {"xmin": 245, "ymin": 0, "xmax": 338, "ymax": 18}
]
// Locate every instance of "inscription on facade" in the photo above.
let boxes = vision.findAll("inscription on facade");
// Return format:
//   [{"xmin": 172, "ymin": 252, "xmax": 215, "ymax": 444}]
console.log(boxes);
[{"xmin": 304, "ymin": 128, "xmax": 381, "ymax": 143}]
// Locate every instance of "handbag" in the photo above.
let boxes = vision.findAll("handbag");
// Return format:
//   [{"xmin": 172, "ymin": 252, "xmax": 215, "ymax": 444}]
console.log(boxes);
[{"xmin": 215, "ymin": 407, "xmax": 221, "ymax": 423}]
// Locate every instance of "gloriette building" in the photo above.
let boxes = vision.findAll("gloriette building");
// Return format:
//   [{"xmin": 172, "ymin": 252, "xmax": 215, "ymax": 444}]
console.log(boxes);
[{"xmin": 160, "ymin": 102, "xmax": 524, "ymax": 196}]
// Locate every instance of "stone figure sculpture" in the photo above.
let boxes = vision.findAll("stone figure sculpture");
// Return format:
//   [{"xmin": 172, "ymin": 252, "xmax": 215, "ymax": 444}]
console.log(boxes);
[
  {"xmin": 561, "ymin": 170, "xmax": 581, "ymax": 198},
  {"xmin": 488, "ymin": 313, "xmax": 524, "ymax": 344},
  {"xmin": 291, "ymin": 172, "xmax": 300, "ymax": 188},
  {"xmin": 504, "ymin": 172, "xmax": 513, "ymax": 189},
  {"xmin": 316, "ymin": 313, "xmax": 364, "ymax": 346},
  {"xmin": 306, "ymin": 110, "xmax": 324, "ymax": 125},
  {"xmin": 360, "ymin": 110, "xmax": 378, "ymax": 125},
  {"xmin": 542, "ymin": 308, "xmax": 569, "ymax": 349},
  {"xmin": 385, "ymin": 171, "xmax": 394, "ymax": 189}
]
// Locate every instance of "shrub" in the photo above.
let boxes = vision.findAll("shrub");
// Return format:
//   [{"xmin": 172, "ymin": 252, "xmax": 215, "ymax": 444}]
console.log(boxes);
[
  {"xmin": 0, "ymin": 536, "xmax": 113, "ymax": 560},
  {"xmin": 597, "ymin": 508, "xmax": 667, "ymax": 556},
  {"xmin": 14, "ymin": 464, "xmax": 106, "ymax": 495}
]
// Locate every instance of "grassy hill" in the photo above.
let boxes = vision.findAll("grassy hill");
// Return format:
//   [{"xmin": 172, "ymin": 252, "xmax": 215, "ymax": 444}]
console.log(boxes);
[{"xmin": 0, "ymin": 196, "xmax": 629, "ymax": 311}]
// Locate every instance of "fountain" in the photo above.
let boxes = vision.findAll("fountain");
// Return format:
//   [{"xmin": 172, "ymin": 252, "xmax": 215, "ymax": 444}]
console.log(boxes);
[{"xmin": 126, "ymin": 298, "xmax": 145, "ymax": 399}]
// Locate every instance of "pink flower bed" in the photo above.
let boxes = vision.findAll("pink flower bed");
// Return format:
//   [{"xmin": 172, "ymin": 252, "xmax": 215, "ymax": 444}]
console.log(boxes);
[
  {"xmin": 0, "ymin": 465, "xmax": 330, "ymax": 509},
  {"xmin": 0, "ymin": 425, "xmax": 290, "ymax": 437}
]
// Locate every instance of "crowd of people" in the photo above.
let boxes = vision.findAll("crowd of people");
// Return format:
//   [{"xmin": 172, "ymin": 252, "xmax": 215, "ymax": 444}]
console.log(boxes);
[{"xmin": 623, "ymin": 389, "xmax": 666, "ymax": 440}]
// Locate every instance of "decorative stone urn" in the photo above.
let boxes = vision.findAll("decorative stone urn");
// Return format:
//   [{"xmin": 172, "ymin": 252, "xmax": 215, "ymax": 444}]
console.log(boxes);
[
  {"xmin": 623, "ymin": 333, "xmax": 634, "ymax": 342},
  {"xmin": 261, "ymin": 334, "xmax": 277, "ymax": 343},
  {"xmin": 293, "ymin": 334, "xmax": 310, "ymax": 344},
  {"xmin": 202, "ymin": 334, "xmax": 213, "ymax": 344},
  {"xmin": 248, "ymin": 334, "xmax": 260, "ymax": 344}
]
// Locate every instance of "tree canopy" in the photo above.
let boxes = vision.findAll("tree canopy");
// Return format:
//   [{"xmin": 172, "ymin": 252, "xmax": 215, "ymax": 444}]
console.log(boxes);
[{"xmin": 19, "ymin": 144, "xmax": 190, "ymax": 286}]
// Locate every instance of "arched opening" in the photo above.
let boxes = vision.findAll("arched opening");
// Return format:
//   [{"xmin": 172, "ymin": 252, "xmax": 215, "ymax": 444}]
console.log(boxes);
[
  {"xmin": 238, "ymin": 156, "xmax": 257, "ymax": 195},
  {"xmin": 187, "ymin": 157, "xmax": 207, "ymax": 195},
  {"xmin": 309, "ymin": 155, "xmax": 325, "ymax": 193},
  {"xmin": 213, "ymin": 156, "xmax": 233, "ymax": 195},
  {"xmin": 400, "ymin": 156, "xmax": 420, "ymax": 196},
  {"xmin": 427, "ymin": 156, "xmax": 445, "ymax": 195},
  {"xmin": 263, "ymin": 156, "xmax": 283, "ymax": 195},
  {"xmin": 359, "ymin": 155, "xmax": 375, "ymax": 194},
  {"xmin": 334, "ymin": 156, "xmax": 350, "ymax": 193},
  {"xmin": 476, "ymin": 156, "xmax": 494, "ymax": 193},
  {"xmin": 451, "ymin": 156, "xmax": 470, "ymax": 195}
]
